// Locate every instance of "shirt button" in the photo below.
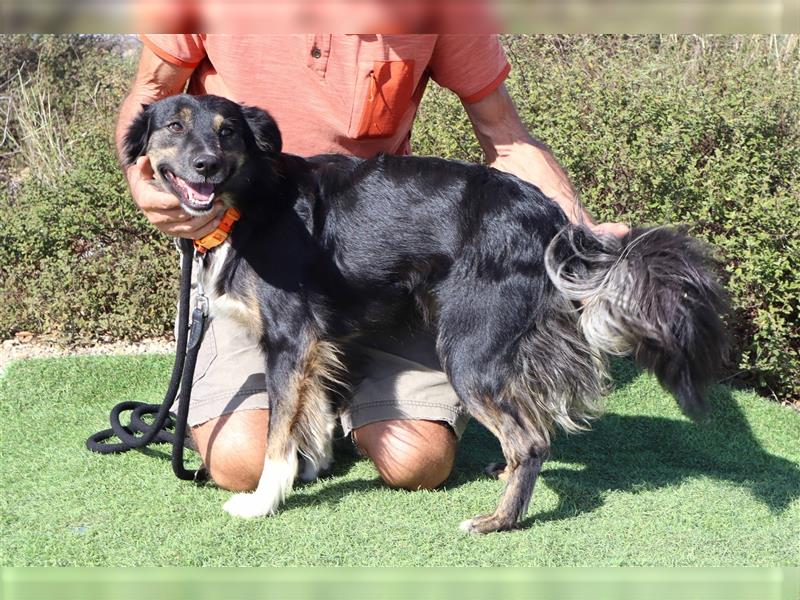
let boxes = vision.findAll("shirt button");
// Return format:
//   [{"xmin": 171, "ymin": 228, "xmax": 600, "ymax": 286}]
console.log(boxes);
[{"xmin": 311, "ymin": 47, "xmax": 321, "ymax": 59}]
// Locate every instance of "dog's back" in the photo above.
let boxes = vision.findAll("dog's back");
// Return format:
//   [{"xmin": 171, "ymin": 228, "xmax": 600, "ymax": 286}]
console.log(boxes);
[{"xmin": 309, "ymin": 154, "xmax": 570, "ymax": 321}]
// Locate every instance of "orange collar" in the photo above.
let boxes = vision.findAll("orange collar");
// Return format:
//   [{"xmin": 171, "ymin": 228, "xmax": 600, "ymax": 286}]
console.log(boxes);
[{"xmin": 193, "ymin": 207, "xmax": 241, "ymax": 254}]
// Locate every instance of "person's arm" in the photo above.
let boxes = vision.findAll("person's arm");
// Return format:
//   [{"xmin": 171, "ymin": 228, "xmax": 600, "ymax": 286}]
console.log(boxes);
[
  {"xmin": 463, "ymin": 84, "xmax": 629, "ymax": 237},
  {"xmin": 116, "ymin": 46, "xmax": 224, "ymax": 239}
]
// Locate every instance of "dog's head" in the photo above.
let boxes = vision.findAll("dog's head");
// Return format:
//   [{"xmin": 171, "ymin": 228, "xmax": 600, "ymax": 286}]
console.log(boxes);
[{"xmin": 123, "ymin": 94, "xmax": 282, "ymax": 215}]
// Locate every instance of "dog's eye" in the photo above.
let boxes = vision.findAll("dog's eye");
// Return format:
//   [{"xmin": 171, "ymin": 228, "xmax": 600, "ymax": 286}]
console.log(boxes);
[
  {"xmin": 167, "ymin": 122, "xmax": 184, "ymax": 133},
  {"xmin": 219, "ymin": 126, "xmax": 234, "ymax": 137}
]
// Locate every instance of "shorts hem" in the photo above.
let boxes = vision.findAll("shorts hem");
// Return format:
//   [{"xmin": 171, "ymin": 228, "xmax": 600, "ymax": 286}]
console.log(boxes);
[
  {"xmin": 188, "ymin": 387, "xmax": 268, "ymax": 407},
  {"xmin": 340, "ymin": 401, "xmax": 470, "ymax": 439},
  {"xmin": 174, "ymin": 389, "xmax": 270, "ymax": 428}
]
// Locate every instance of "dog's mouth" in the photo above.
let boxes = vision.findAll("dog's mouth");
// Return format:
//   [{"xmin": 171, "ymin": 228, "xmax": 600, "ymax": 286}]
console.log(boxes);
[{"xmin": 163, "ymin": 170, "xmax": 217, "ymax": 216}]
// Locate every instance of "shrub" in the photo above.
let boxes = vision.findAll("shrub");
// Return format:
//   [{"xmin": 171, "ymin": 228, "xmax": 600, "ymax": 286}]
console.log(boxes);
[{"xmin": 0, "ymin": 35, "xmax": 178, "ymax": 342}]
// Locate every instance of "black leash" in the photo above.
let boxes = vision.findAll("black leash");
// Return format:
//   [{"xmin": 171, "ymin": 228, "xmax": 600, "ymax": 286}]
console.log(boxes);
[{"xmin": 86, "ymin": 237, "xmax": 209, "ymax": 483}]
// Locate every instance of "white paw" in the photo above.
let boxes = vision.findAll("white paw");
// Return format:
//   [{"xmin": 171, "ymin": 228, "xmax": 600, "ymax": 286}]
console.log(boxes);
[
  {"xmin": 223, "ymin": 493, "xmax": 275, "ymax": 519},
  {"xmin": 458, "ymin": 519, "xmax": 477, "ymax": 534}
]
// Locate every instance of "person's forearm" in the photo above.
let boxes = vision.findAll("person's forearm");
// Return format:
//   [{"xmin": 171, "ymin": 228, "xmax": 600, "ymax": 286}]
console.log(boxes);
[
  {"xmin": 487, "ymin": 137, "xmax": 594, "ymax": 227},
  {"xmin": 464, "ymin": 84, "xmax": 595, "ymax": 227}
]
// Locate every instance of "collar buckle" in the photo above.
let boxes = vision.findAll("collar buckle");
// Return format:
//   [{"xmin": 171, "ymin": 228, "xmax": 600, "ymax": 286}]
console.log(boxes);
[{"xmin": 193, "ymin": 207, "xmax": 241, "ymax": 254}]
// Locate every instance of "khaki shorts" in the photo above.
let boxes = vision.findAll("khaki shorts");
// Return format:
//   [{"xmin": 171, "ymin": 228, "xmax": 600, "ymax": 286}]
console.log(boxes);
[{"xmin": 174, "ymin": 309, "xmax": 470, "ymax": 439}]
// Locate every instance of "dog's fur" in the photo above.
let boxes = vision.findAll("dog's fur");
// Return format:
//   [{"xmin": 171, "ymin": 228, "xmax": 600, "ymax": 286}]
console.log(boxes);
[{"xmin": 124, "ymin": 94, "xmax": 729, "ymax": 533}]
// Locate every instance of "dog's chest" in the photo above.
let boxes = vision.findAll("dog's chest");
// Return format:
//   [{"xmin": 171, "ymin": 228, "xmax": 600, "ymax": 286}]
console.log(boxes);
[{"xmin": 198, "ymin": 243, "xmax": 260, "ymax": 331}]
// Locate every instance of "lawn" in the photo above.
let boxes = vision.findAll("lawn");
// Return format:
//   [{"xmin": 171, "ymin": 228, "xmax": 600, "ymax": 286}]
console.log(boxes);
[{"xmin": 0, "ymin": 354, "xmax": 798, "ymax": 567}]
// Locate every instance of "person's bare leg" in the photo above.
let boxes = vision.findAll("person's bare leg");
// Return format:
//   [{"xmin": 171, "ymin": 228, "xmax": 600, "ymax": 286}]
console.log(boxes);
[
  {"xmin": 353, "ymin": 419, "xmax": 457, "ymax": 490},
  {"xmin": 193, "ymin": 411, "xmax": 456, "ymax": 492},
  {"xmin": 191, "ymin": 409, "xmax": 269, "ymax": 491}
]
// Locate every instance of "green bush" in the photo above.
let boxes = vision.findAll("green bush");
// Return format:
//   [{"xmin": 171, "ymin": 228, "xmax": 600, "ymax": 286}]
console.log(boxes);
[
  {"xmin": 0, "ymin": 36, "xmax": 178, "ymax": 342},
  {"xmin": 0, "ymin": 35, "xmax": 797, "ymax": 403},
  {"xmin": 0, "ymin": 119, "xmax": 178, "ymax": 341}
]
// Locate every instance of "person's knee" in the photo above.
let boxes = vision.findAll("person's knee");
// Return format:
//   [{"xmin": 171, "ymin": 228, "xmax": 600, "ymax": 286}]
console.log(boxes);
[
  {"xmin": 354, "ymin": 420, "xmax": 457, "ymax": 490},
  {"xmin": 191, "ymin": 409, "xmax": 269, "ymax": 492}
]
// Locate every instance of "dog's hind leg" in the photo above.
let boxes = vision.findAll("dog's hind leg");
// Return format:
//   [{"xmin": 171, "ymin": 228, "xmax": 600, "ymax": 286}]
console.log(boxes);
[
  {"xmin": 297, "ymin": 413, "xmax": 335, "ymax": 483},
  {"xmin": 223, "ymin": 332, "xmax": 342, "ymax": 518},
  {"xmin": 436, "ymin": 274, "xmax": 604, "ymax": 533},
  {"xmin": 294, "ymin": 341, "xmax": 342, "ymax": 482},
  {"xmin": 455, "ymin": 389, "xmax": 548, "ymax": 534},
  {"xmin": 452, "ymin": 376, "xmax": 549, "ymax": 535},
  {"xmin": 437, "ymin": 318, "xmax": 550, "ymax": 533}
]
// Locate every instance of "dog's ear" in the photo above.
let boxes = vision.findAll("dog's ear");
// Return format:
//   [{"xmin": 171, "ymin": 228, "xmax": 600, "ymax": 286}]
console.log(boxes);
[
  {"xmin": 122, "ymin": 104, "xmax": 152, "ymax": 166},
  {"xmin": 241, "ymin": 105, "xmax": 282, "ymax": 155}
]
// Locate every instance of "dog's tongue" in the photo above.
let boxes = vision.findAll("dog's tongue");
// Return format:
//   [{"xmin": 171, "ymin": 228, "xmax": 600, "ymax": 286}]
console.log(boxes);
[
  {"xmin": 169, "ymin": 173, "xmax": 215, "ymax": 208},
  {"xmin": 184, "ymin": 180, "xmax": 214, "ymax": 202}
]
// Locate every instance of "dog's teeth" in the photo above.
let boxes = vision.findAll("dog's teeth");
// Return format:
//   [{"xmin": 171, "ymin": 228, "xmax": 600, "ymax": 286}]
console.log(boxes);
[
  {"xmin": 188, "ymin": 188, "xmax": 195, "ymax": 204},
  {"xmin": 208, "ymin": 192, "xmax": 215, "ymax": 203}
]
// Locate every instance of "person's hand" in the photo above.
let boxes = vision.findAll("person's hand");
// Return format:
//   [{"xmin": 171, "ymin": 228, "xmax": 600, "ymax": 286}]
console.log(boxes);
[
  {"xmin": 589, "ymin": 221, "xmax": 630, "ymax": 238},
  {"xmin": 126, "ymin": 156, "xmax": 224, "ymax": 239}
]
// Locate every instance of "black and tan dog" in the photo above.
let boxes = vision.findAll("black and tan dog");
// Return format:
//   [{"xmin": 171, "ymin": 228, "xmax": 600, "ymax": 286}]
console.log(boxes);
[{"xmin": 124, "ymin": 94, "xmax": 729, "ymax": 533}]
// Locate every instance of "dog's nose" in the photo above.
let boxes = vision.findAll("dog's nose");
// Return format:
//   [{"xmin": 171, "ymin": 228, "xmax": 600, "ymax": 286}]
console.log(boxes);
[{"xmin": 193, "ymin": 154, "xmax": 221, "ymax": 177}]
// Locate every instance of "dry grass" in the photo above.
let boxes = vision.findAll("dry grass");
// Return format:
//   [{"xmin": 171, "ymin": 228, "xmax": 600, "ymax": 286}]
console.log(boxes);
[{"xmin": 5, "ymin": 69, "xmax": 72, "ymax": 186}]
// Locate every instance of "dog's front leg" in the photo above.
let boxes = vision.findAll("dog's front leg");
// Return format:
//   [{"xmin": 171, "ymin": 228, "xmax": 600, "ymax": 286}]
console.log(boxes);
[
  {"xmin": 223, "ymin": 445, "xmax": 299, "ymax": 519},
  {"xmin": 223, "ymin": 329, "xmax": 318, "ymax": 519},
  {"xmin": 222, "ymin": 385, "xmax": 300, "ymax": 519}
]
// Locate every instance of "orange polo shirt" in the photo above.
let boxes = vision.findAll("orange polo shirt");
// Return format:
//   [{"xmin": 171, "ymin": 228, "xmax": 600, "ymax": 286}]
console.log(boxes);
[{"xmin": 140, "ymin": 34, "xmax": 510, "ymax": 157}]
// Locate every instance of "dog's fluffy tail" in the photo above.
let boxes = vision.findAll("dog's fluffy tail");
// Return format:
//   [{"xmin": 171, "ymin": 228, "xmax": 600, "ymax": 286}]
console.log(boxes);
[{"xmin": 544, "ymin": 225, "xmax": 729, "ymax": 420}]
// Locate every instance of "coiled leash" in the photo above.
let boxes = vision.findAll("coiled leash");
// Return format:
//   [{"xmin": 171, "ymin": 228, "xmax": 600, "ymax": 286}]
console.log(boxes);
[
  {"xmin": 87, "ymin": 209, "xmax": 241, "ymax": 481},
  {"xmin": 86, "ymin": 237, "xmax": 210, "ymax": 482}
]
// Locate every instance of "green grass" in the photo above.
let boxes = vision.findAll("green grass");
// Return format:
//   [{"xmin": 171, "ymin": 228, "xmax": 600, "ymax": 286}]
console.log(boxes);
[{"xmin": 1, "ymin": 354, "xmax": 798, "ymax": 567}]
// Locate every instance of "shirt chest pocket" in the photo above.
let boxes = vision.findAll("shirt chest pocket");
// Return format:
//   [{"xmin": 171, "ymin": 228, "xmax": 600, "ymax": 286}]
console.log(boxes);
[{"xmin": 351, "ymin": 60, "xmax": 416, "ymax": 140}]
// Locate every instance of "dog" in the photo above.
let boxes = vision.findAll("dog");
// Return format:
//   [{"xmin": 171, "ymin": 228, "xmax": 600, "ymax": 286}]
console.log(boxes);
[{"xmin": 123, "ymin": 93, "xmax": 729, "ymax": 533}]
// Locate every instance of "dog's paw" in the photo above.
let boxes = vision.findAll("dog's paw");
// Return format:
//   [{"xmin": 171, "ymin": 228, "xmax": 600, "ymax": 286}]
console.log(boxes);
[
  {"xmin": 223, "ymin": 493, "xmax": 275, "ymax": 519},
  {"xmin": 484, "ymin": 462, "xmax": 510, "ymax": 481},
  {"xmin": 298, "ymin": 460, "xmax": 320, "ymax": 483},
  {"xmin": 458, "ymin": 513, "xmax": 516, "ymax": 534},
  {"xmin": 298, "ymin": 455, "xmax": 333, "ymax": 483},
  {"xmin": 458, "ymin": 519, "xmax": 475, "ymax": 533}
]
